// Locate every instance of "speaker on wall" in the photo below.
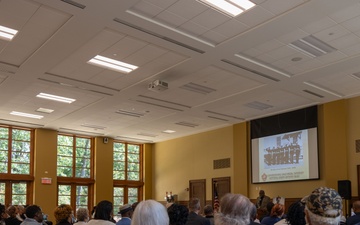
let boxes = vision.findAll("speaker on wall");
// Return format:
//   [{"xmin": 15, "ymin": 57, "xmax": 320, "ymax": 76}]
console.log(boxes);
[
  {"xmin": 103, "ymin": 137, "xmax": 108, "ymax": 144},
  {"xmin": 338, "ymin": 180, "xmax": 351, "ymax": 200}
]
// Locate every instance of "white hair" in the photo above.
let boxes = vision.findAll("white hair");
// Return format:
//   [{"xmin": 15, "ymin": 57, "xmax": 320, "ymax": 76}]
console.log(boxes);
[
  {"xmin": 306, "ymin": 207, "xmax": 341, "ymax": 225},
  {"xmin": 132, "ymin": 200, "xmax": 169, "ymax": 225},
  {"xmin": 215, "ymin": 193, "xmax": 252, "ymax": 225}
]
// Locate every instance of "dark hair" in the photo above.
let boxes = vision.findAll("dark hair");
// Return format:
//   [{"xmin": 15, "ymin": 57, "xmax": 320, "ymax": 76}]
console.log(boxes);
[
  {"xmin": 188, "ymin": 198, "xmax": 200, "ymax": 211},
  {"xmin": 26, "ymin": 205, "xmax": 42, "ymax": 219},
  {"xmin": 94, "ymin": 200, "xmax": 113, "ymax": 221},
  {"xmin": 0, "ymin": 204, "xmax": 5, "ymax": 214},
  {"xmin": 286, "ymin": 201, "xmax": 305, "ymax": 225},
  {"xmin": 167, "ymin": 204, "xmax": 188, "ymax": 225},
  {"xmin": 266, "ymin": 202, "xmax": 275, "ymax": 213},
  {"xmin": 203, "ymin": 205, "xmax": 213, "ymax": 216},
  {"xmin": 250, "ymin": 203, "xmax": 257, "ymax": 220}
]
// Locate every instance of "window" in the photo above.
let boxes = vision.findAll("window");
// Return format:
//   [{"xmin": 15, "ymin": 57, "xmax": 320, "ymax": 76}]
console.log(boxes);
[
  {"xmin": 0, "ymin": 126, "xmax": 33, "ymax": 205},
  {"xmin": 113, "ymin": 142, "xmax": 143, "ymax": 211},
  {"xmin": 57, "ymin": 134, "xmax": 94, "ymax": 211}
]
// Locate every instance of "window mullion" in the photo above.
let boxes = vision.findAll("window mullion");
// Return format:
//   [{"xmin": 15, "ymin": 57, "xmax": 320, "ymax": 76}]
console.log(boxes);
[
  {"xmin": 73, "ymin": 137, "xmax": 76, "ymax": 178},
  {"xmin": 7, "ymin": 128, "xmax": 12, "ymax": 174}
]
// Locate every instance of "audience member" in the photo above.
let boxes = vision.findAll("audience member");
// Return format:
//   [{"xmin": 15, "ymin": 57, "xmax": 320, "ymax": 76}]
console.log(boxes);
[
  {"xmin": 304, "ymin": 187, "xmax": 342, "ymax": 225},
  {"xmin": 131, "ymin": 203, "xmax": 138, "ymax": 212},
  {"xmin": 132, "ymin": 200, "xmax": 169, "ymax": 225},
  {"xmin": 347, "ymin": 201, "xmax": 360, "ymax": 225},
  {"xmin": 274, "ymin": 201, "xmax": 305, "ymax": 225},
  {"xmin": 215, "ymin": 193, "xmax": 252, "ymax": 225},
  {"xmin": 16, "ymin": 206, "xmax": 26, "ymax": 222},
  {"xmin": 203, "ymin": 205, "xmax": 214, "ymax": 225},
  {"xmin": 115, "ymin": 204, "xmax": 133, "ymax": 225},
  {"xmin": 257, "ymin": 190, "xmax": 271, "ymax": 212},
  {"xmin": 21, "ymin": 205, "xmax": 43, "ymax": 225},
  {"xmin": 261, "ymin": 204, "xmax": 284, "ymax": 225},
  {"xmin": 260, "ymin": 202, "xmax": 275, "ymax": 222},
  {"xmin": 53, "ymin": 204, "xmax": 72, "ymax": 225},
  {"xmin": 167, "ymin": 204, "xmax": 188, "ymax": 225},
  {"xmin": 5, "ymin": 205, "xmax": 22, "ymax": 225},
  {"xmin": 250, "ymin": 203, "xmax": 260, "ymax": 225},
  {"xmin": 1, "ymin": 204, "xmax": 8, "ymax": 225},
  {"xmin": 87, "ymin": 200, "xmax": 114, "ymax": 225},
  {"xmin": 185, "ymin": 198, "xmax": 210, "ymax": 225},
  {"xmin": 74, "ymin": 208, "xmax": 89, "ymax": 225}
]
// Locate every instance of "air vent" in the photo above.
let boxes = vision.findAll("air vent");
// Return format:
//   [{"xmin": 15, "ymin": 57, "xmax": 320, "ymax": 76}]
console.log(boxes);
[
  {"xmin": 356, "ymin": 139, "xmax": 360, "ymax": 153},
  {"xmin": 244, "ymin": 101, "xmax": 273, "ymax": 110},
  {"xmin": 59, "ymin": 128, "xmax": 103, "ymax": 136},
  {"xmin": 138, "ymin": 95, "xmax": 191, "ymax": 108},
  {"xmin": 81, "ymin": 124, "xmax": 107, "ymax": 130},
  {"xmin": 113, "ymin": 18, "xmax": 205, "ymax": 54},
  {"xmin": 213, "ymin": 158, "xmax": 230, "ymax": 169},
  {"xmin": 289, "ymin": 35, "xmax": 337, "ymax": 57},
  {"xmin": 303, "ymin": 90, "xmax": 324, "ymax": 98},
  {"xmin": 136, "ymin": 100, "xmax": 184, "ymax": 112},
  {"xmin": 116, "ymin": 136, "xmax": 153, "ymax": 143},
  {"xmin": 221, "ymin": 59, "xmax": 280, "ymax": 82},
  {"xmin": 175, "ymin": 121, "xmax": 199, "ymax": 128},
  {"xmin": 205, "ymin": 110, "xmax": 244, "ymax": 120},
  {"xmin": 61, "ymin": 0, "xmax": 86, "ymax": 9},
  {"xmin": 208, "ymin": 116, "xmax": 229, "ymax": 121},
  {"xmin": 36, "ymin": 108, "xmax": 54, "ymax": 114},
  {"xmin": 137, "ymin": 132, "xmax": 158, "ymax": 137},
  {"xmin": 115, "ymin": 110, "xmax": 145, "ymax": 117},
  {"xmin": 180, "ymin": 82, "xmax": 216, "ymax": 94}
]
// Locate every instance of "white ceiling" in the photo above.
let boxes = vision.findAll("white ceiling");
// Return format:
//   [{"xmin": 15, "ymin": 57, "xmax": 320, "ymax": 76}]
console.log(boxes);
[{"xmin": 1, "ymin": 0, "xmax": 360, "ymax": 143}]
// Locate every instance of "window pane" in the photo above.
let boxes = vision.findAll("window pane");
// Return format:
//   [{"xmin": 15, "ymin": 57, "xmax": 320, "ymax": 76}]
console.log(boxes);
[
  {"xmin": 128, "ymin": 187, "xmax": 138, "ymax": 204},
  {"xmin": 11, "ymin": 163, "xmax": 30, "ymax": 174},
  {"xmin": 76, "ymin": 138, "xmax": 91, "ymax": 149},
  {"xmin": 57, "ymin": 166, "xmax": 73, "ymax": 177},
  {"xmin": 75, "ymin": 186, "xmax": 88, "ymax": 209},
  {"xmin": 57, "ymin": 156, "xmax": 73, "ymax": 167},
  {"xmin": 0, "ymin": 140, "xmax": 8, "ymax": 150},
  {"xmin": 127, "ymin": 172, "xmax": 139, "ymax": 181},
  {"xmin": 58, "ymin": 185, "xmax": 71, "ymax": 205},
  {"xmin": 113, "ymin": 187, "xmax": 124, "ymax": 211},
  {"xmin": 127, "ymin": 144, "xmax": 139, "ymax": 154},
  {"xmin": 0, "ymin": 162, "xmax": 7, "ymax": 173},
  {"xmin": 113, "ymin": 143, "xmax": 125, "ymax": 152},
  {"xmin": 0, "ymin": 128, "xmax": 8, "ymax": 139},
  {"xmin": 12, "ymin": 183, "xmax": 27, "ymax": 205},
  {"xmin": 58, "ymin": 146, "xmax": 73, "ymax": 156},
  {"xmin": 75, "ymin": 168, "xmax": 90, "ymax": 178},
  {"xmin": 113, "ymin": 171, "xmax": 125, "ymax": 180},
  {"xmin": 58, "ymin": 135, "xmax": 73, "ymax": 146},
  {"xmin": 12, "ymin": 152, "xmax": 30, "ymax": 163},
  {"xmin": 12, "ymin": 129, "xmax": 30, "ymax": 141},
  {"xmin": 0, "ymin": 183, "xmax": 5, "ymax": 203},
  {"xmin": 113, "ymin": 152, "xmax": 125, "ymax": 161},
  {"xmin": 127, "ymin": 154, "xmax": 139, "ymax": 163},
  {"xmin": 12, "ymin": 140, "xmax": 30, "ymax": 152},
  {"xmin": 127, "ymin": 163, "xmax": 139, "ymax": 172}
]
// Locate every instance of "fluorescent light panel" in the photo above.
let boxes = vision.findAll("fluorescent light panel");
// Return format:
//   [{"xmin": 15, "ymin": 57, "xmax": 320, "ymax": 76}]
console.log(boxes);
[
  {"xmin": 0, "ymin": 25, "xmax": 18, "ymax": 41},
  {"xmin": 36, "ymin": 93, "xmax": 76, "ymax": 103},
  {"xmin": 198, "ymin": 0, "xmax": 255, "ymax": 17},
  {"xmin": 88, "ymin": 55, "xmax": 138, "ymax": 73},
  {"xmin": 163, "ymin": 130, "xmax": 176, "ymax": 134},
  {"xmin": 10, "ymin": 111, "xmax": 43, "ymax": 119}
]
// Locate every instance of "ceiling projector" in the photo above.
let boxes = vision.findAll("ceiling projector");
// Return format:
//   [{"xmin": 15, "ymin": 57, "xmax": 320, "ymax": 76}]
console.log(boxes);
[{"xmin": 148, "ymin": 80, "xmax": 168, "ymax": 92}]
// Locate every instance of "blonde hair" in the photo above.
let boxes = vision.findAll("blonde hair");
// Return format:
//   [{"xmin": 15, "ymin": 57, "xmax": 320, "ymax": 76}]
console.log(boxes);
[{"xmin": 54, "ymin": 204, "xmax": 73, "ymax": 223}]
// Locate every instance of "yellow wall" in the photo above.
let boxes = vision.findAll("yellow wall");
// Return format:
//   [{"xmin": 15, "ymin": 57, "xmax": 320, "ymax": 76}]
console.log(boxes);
[{"xmin": 152, "ymin": 126, "xmax": 234, "ymax": 201}]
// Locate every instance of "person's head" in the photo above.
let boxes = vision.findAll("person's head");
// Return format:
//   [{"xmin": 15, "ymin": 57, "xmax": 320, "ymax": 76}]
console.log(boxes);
[
  {"xmin": 203, "ymin": 205, "xmax": 213, "ymax": 216},
  {"xmin": 304, "ymin": 187, "xmax": 342, "ymax": 225},
  {"xmin": 7, "ymin": 205, "xmax": 18, "ymax": 217},
  {"xmin": 54, "ymin": 204, "xmax": 73, "ymax": 224},
  {"xmin": 17, "ymin": 205, "xmax": 25, "ymax": 215},
  {"xmin": 132, "ymin": 202, "xmax": 139, "ymax": 211},
  {"xmin": 215, "ymin": 193, "xmax": 252, "ymax": 225},
  {"xmin": 132, "ymin": 200, "xmax": 169, "ymax": 225},
  {"xmin": 0, "ymin": 203, "xmax": 7, "ymax": 219},
  {"xmin": 76, "ymin": 208, "xmax": 89, "ymax": 222},
  {"xmin": 167, "ymin": 203, "xmax": 188, "ymax": 225},
  {"xmin": 119, "ymin": 204, "xmax": 133, "ymax": 218},
  {"xmin": 188, "ymin": 198, "xmax": 201, "ymax": 213},
  {"xmin": 250, "ymin": 203, "xmax": 257, "ymax": 221},
  {"xmin": 270, "ymin": 204, "xmax": 284, "ymax": 218},
  {"xmin": 266, "ymin": 202, "xmax": 275, "ymax": 214},
  {"xmin": 94, "ymin": 200, "xmax": 113, "ymax": 221},
  {"xmin": 286, "ymin": 201, "xmax": 306, "ymax": 225},
  {"xmin": 26, "ymin": 205, "xmax": 43, "ymax": 222},
  {"xmin": 259, "ymin": 190, "xmax": 265, "ymax": 197},
  {"xmin": 352, "ymin": 201, "xmax": 360, "ymax": 213}
]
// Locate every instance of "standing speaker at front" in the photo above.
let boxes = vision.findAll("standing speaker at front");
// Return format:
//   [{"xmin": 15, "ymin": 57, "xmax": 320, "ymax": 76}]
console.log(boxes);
[{"xmin": 338, "ymin": 180, "xmax": 351, "ymax": 200}]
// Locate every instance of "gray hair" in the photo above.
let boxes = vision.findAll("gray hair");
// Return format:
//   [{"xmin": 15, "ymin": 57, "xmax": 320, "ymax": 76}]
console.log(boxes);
[
  {"xmin": 76, "ymin": 207, "xmax": 89, "ymax": 222},
  {"xmin": 215, "ymin": 193, "xmax": 252, "ymax": 225},
  {"xmin": 132, "ymin": 200, "xmax": 169, "ymax": 225},
  {"xmin": 188, "ymin": 198, "xmax": 201, "ymax": 212}
]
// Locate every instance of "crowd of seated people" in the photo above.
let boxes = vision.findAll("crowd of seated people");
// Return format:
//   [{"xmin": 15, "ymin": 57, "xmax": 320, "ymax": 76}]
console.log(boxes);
[{"xmin": 2, "ymin": 186, "xmax": 359, "ymax": 225}]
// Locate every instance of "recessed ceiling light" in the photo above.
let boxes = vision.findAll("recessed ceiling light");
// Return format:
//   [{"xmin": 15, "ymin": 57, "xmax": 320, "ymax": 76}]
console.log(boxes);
[
  {"xmin": 198, "ymin": 0, "xmax": 255, "ymax": 17},
  {"xmin": 163, "ymin": 130, "xmax": 176, "ymax": 134},
  {"xmin": 10, "ymin": 111, "xmax": 43, "ymax": 119},
  {"xmin": 36, "ymin": 93, "xmax": 76, "ymax": 103},
  {"xmin": 0, "ymin": 25, "xmax": 18, "ymax": 41},
  {"xmin": 36, "ymin": 108, "xmax": 54, "ymax": 114},
  {"xmin": 87, "ymin": 55, "xmax": 138, "ymax": 73}
]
